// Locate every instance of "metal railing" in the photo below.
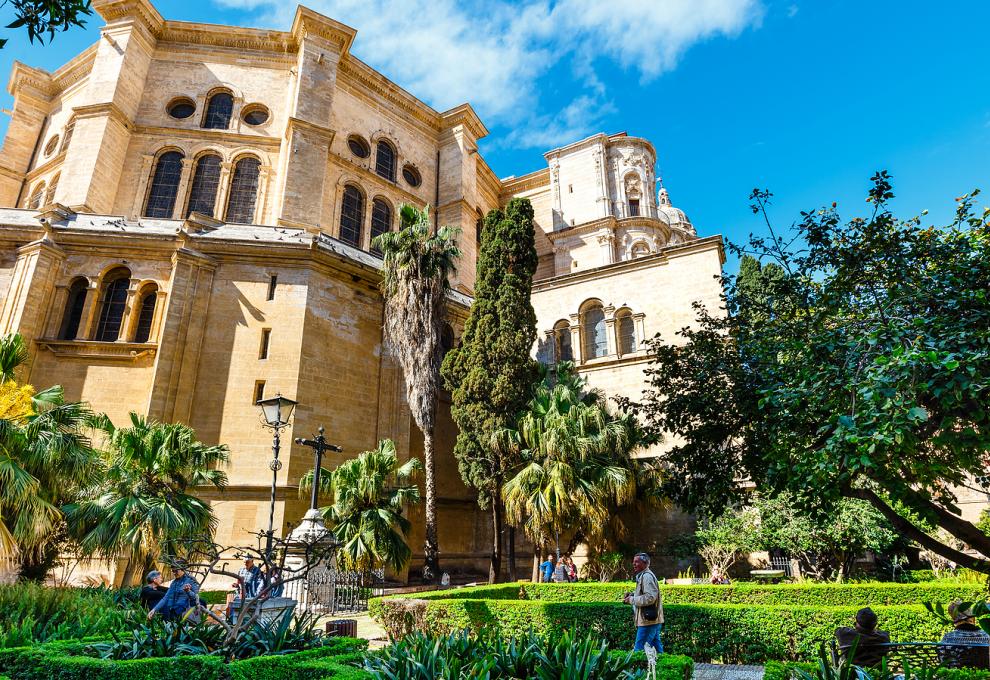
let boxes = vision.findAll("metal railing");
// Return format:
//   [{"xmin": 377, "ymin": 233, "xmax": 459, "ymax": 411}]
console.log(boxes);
[{"xmin": 292, "ymin": 567, "xmax": 385, "ymax": 615}]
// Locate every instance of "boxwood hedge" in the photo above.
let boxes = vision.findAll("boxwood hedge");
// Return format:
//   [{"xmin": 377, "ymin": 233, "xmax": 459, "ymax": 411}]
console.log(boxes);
[{"xmin": 765, "ymin": 661, "xmax": 990, "ymax": 680}]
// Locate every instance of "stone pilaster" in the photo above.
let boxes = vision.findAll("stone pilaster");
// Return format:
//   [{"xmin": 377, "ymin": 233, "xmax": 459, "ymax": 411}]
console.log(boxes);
[
  {"xmin": 0, "ymin": 236, "xmax": 66, "ymax": 370},
  {"xmin": 0, "ymin": 65, "xmax": 54, "ymax": 206}
]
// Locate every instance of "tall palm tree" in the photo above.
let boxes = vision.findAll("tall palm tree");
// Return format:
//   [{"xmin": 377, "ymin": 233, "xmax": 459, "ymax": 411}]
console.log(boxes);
[
  {"xmin": 0, "ymin": 333, "xmax": 98, "ymax": 578},
  {"xmin": 373, "ymin": 204, "xmax": 460, "ymax": 582},
  {"xmin": 65, "ymin": 413, "xmax": 229, "ymax": 585},
  {"xmin": 498, "ymin": 362, "xmax": 644, "ymax": 570},
  {"xmin": 299, "ymin": 439, "xmax": 421, "ymax": 573}
]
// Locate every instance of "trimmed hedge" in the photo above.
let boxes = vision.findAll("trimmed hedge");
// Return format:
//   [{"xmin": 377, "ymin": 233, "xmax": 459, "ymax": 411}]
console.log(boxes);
[
  {"xmin": 401, "ymin": 582, "xmax": 987, "ymax": 606},
  {"xmin": 765, "ymin": 661, "xmax": 990, "ymax": 680},
  {"xmin": 369, "ymin": 598, "xmax": 955, "ymax": 664},
  {"xmin": 620, "ymin": 651, "xmax": 693, "ymax": 679}
]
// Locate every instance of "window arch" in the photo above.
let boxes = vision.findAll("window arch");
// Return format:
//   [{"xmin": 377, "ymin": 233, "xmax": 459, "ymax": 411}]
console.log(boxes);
[
  {"xmin": 186, "ymin": 154, "xmax": 222, "ymax": 217},
  {"xmin": 554, "ymin": 320, "xmax": 572, "ymax": 363},
  {"xmin": 339, "ymin": 185, "xmax": 364, "ymax": 247},
  {"xmin": 45, "ymin": 173, "xmax": 60, "ymax": 205},
  {"xmin": 370, "ymin": 198, "xmax": 392, "ymax": 253},
  {"xmin": 375, "ymin": 140, "xmax": 396, "ymax": 182},
  {"xmin": 60, "ymin": 119, "xmax": 74, "ymax": 153},
  {"xmin": 582, "ymin": 302, "xmax": 607, "ymax": 360},
  {"xmin": 616, "ymin": 308, "xmax": 636, "ymax": 355},
  {"xmin": 132, "ymin": 285, "xmax": 158, "ymax": 343},
  {"xmin": 144, "ymin": 150, "xmax": 184, "ymax": 218},
  {"xmin": 225, "ymin": 157, "xmax": 261, "ymax": 224},
  {"xmin": 631, "ymin": 241, "xmax": 650, "ymax": 259},
  {"xmin": 27, "ymin": 182, "xmax": 46, "ymax": 210},
  {"xmin": 94, "ymin": 268, "xmax": 131, "ymax": 342},
  {"xmin": 203, "ymin": 91, "xmax": 234, "ymax": 129},
  {"xmin": 59, "ymin": 278, "xmax": 89, "ymax": 340},
  {"xmin": 441, "ymin": 322, "xmax": 455, "ymax": 360}
]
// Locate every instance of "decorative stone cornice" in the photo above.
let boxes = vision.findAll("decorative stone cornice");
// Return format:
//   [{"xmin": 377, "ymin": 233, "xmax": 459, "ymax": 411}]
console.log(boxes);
[
  {"xmin": 92, "ymin": 0, "xmax": 165, "ymax": 36},
  {"xmin": 290, "ymin": 6, "xmax": 356, "ymax": 53},
  {"xmin": 544, "ymin": 132, "xmax": 609, "ymax": 162},
  {"xmin": 440, "ymin": 103, "xmax": 488, "ymax": 141},
  {"xmin": 36, "ymin": 339, "xmax": 157, "ymax": 360},
  {"xmin": 182, "ymin": 211, "xmax": 224, "ymax": 234},
  {"xmin": 500, "ymin": 168, "xmax": 550, "ymax": 196},
  {"xmin": 7, "ymin": 62, "xmax": 56, "ymax": 100},
  {"xmin": 70, "ymin": 102, "xmax": 134, "ymax": 131},
  {"xmin": 338, "ymin": 57, "xmax": 442, "ymax": 133},
  {"xmin": 52, "ymin": 44, "xmax": 97, "ymax": 94},
  {"xmin": 286, "ymin": 117, "xmax": 336, "ymax": 143}
]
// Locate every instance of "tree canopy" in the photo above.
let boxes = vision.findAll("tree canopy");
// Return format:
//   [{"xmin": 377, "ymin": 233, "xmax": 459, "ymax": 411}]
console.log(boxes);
[
  {"xmin": 1, "ymin": 0, "xmax": 92, "ymax": 49},
  {"xmin": 631, "ymin": 173, "xmax": 990, "ymax": 572}
]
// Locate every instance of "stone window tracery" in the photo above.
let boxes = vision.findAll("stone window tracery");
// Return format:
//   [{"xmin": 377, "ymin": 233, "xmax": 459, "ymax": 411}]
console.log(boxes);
[
  {"xmin": 45, "ymin": 174, "xmax": 59, "ymax": 205},
  {"xmin": 225, "ymin": 157, "xmax": 261, "ymax": 224},
  {"xmin": 186, "ymin": 154, "xmax": 222, "ymax": 217},
  {"xmin": 616, "ymin": 308, "xmax": 636, "ymax": 355},
  {"xmin": 203, "ymin": 91, "xmax": 234, "ymax": 129},
  {"xmin": 554, "ymin": 319, "xmax": 573, "ymax": 362},
  {"xmin": 582, "ymin": 302, "xmax": 607, "ymax": 360},
  {"xmin": 60, "ymin": 120, "xmax": 74, "ymax": 153},
  {"xmin": 144, "ymin": 151, "xmax": 184, "ymax": 218},
  {"xmin": 339, "ymin": 185, "xmax": 364, "ymax": 247},
  {"xmin": 133, "ymin": 286, "xmax": 157, "ymax": 343},
  {"xmin": 370, "ymin": 198, "xmax": 392, "ymax": 254},
  {"xmin": 59, "ymin": 278, "xmax": 88, "ymax": 340},
  {"xmin": 94, "ymin": 268, "xmax": 131, "ymax": 342},
  {"xmin": 27, "ymin": 181, "xmax": 45, "ymax": 210},
  {"xmin": 375, "ymin": 140, "xmax": 396, "ymax": 182}
]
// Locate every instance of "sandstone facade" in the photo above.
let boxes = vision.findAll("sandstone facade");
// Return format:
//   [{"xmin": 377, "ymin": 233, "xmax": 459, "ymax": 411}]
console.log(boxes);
[{"xmin": 0, "ymin": 0, "xmax": 729, "ymax": 581}]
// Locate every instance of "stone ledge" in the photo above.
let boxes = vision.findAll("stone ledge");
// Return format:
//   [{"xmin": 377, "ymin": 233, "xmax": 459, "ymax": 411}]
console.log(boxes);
[{"xmin": 36, "ymin": 338, "xmax": 157, "ymax": 360}]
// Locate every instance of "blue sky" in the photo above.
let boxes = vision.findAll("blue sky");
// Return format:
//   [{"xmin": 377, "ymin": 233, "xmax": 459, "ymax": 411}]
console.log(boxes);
[{"xmin": 2, "ymin": 1, "xmax": 988, "ymax": 273}]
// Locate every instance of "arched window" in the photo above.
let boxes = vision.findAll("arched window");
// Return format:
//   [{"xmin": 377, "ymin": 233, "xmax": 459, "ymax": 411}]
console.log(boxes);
[
  {"xmin": 370, "ymin": 198, "xmax": 392, "ymax": 254},
  {"xmin": 59, "ymin": 278, "xmax": 88, "ymax": 340},
  {"xmin": 631, "ymin": 241, "xmax": 651, "ymax": 259},
  {"xmin": 203, "ymin": 91, "xmax": 233, "ymax": 129},
  {"xmin": 94, "ymin": 268, "xmax": 131, "ymax": 342},
  {"xmin": 144, "ymin": 151, "xmax": 184, "ymax": 218},
  {"xmin": 186, "ymin": 154, "xmax": 222, "ymax": 217},
  {"xmin": 27, "ymin": 182, "xmax": 45, "ymax": 209},
  {"xmin": 375, "ymin": 140, "xmax": 396, "ymax": 182},
  {"xmin": 339, "ymin": 185, "xmax": 364, "ymax": 247},
  {"xmin": 133, "ymin": 287, "xmax": 157, "ymax": 343},
  {"xmin": 582, "ymin": 302, "xmax": 607, "ymax": 360},
  {"xmin": 554, "ymin": 320, "xmax": 572, "ymax": 363},
  {"xmin": 225, "ymin": 157, "xmax": 261, "ymax": 224},
  {"xmin": 60, "ymin": 120, "xmax": 74, "ymax": 153},
  {"xmin": 441, "ymin": 323, "xmax": 455, "ymax": 360},
  {"xmin": 617, "ymin": 309, "xmax": 636, "ymax": 355},
  {"xmin": 45, "ymin": 174, "xmax": 60, "ymax": 205}
]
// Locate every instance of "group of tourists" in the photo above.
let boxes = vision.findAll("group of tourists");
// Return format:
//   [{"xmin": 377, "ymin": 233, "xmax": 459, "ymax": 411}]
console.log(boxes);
[{"xmin": 539, "ymin": 554, "xmax": 578, "ymax": 583}]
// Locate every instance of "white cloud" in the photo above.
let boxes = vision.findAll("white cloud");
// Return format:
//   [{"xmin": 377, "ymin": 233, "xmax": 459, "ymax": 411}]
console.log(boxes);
[{"xmin": 213, "ymin": 0, "xmax": 763, "ymax": 146}]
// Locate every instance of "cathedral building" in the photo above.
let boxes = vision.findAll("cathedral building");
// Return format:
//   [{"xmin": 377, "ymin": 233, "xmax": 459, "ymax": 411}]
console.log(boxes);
[{"xmin": 0, "ymin": 0, "xmax": 724, "ymax": 580}]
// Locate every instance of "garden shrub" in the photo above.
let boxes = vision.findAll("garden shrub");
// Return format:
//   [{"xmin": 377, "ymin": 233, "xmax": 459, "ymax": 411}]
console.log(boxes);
[
  {"xmin": 0, "ymin": 584, "xmax": 133, "ymax": 647},
  {"xmin": 765, "ymin": 661, "xmax": 990, "ymax": 680}
]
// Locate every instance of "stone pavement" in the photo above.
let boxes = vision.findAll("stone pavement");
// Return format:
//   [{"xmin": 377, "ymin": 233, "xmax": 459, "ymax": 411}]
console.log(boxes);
[{"xmin": 694, "ymin": 663, "xmax": 765, "ymax": 680}]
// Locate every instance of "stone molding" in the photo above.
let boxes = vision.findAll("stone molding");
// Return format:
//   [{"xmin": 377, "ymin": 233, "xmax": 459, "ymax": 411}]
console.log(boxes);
[{"xmin": 36, "ymin": 339, "xmax": 157, "ymax": 360}]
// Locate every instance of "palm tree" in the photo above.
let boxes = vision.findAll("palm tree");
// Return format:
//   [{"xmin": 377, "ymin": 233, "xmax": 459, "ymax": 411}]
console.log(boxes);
[
  {"xmin": 498, "ymin": 362, "xmax": 645, "ymax": 573},
  {"xmin": 299, "ymin": 439, "xmax": 421, "ymax": 573},
  {"xmin": 373, "ymin": 204, "xmax": 460, "ymax": 582},
  {"xmin": 65, "ymin": 413, "xmax": 229, "ymax": 585},
  {"xmin": 0, "ymin": 333, "xmax": 98, "ymax": 578}
]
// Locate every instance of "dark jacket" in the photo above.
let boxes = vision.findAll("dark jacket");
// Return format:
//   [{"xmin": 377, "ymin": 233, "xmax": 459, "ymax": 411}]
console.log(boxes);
[
  {"xmin": 139, "ymin": 584, "xmax": 167, "ymax": 609},
  {"xmin": 938, "ymin": 624, "xmax": 990, "ymax": 669},
  {"xmin": 835, "ymin": 626, "xmax": 891, "ymax": 667}
]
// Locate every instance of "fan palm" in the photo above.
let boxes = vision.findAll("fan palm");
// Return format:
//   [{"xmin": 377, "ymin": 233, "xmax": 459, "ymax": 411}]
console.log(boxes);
[
  {"xmin": 373, "ymin": 203, "xmax": 460, "ymax": 582},
  {"xmin": 498, "ymin": 362, "xmax": 644, "ymax": 557},
  {"xmin": 65, "ymin": 413, "xmax": 229, "ymax": 584},
  {"xmin": 0, "ymin": 333, "xmax": 98, "ymax": 575},
  {"xmin": 299, "ymin": 439, "xmax": 421, "ymax": 573}
]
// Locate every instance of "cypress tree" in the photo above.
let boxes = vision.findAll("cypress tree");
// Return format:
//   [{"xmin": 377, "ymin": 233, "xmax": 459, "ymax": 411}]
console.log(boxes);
[{"xmin": 441, "ymin": 198, "xmax": 539, "ymax": 584}]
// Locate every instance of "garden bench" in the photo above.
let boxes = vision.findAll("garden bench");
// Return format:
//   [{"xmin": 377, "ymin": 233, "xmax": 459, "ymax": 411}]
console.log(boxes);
[
  {"xmin": 749, "ymin": 569, "xmax": 786, "ymax": 583},
  {"xmin": 831, "ymin": 640, "xmax": 990, "ymax": 671}
]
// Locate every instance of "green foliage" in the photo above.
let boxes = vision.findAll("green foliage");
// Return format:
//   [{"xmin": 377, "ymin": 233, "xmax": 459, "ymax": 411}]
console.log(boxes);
[
  {"xmin": 0, "ymin": 584, "xmax": 132, "ymax": 647},
  {"xmin": 0, "ymin": 0, "xmax": 92, "ymax": 49},
  {"xmin": 767, "ymin": 661, "xmax": 990, "ymax": 680},
  {"xmin": 300, "ymin": 439, "xmax": 421, "ymax": 573},
  {"xmin": 695, "ymin": 508, "xmax": 758, "ymax": 575},
  {"xmin": 629, "ymin": 175, "xmax": 990, "ymax": 572},
  {"xmin": 978, "ymin": 510, "xmax": 990, "ymax": 538}
]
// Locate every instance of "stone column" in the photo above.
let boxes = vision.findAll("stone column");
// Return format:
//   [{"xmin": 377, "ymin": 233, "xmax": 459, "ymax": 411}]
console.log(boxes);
[
  {"xmin": 214, "ymin": 162, "xmax": 233, "ymax": 220},
  {"xmin": 171, "ymin": 158, "xmax": 195, "ymax": 219},
  {"xmin": 633, "ymin": 312, "xmax": 646, "ymax": 352},
  {"xmin": 568, "ymin": 312, "xmax": 583, "ymax": 364},
  {"xmin": 78, "ymin": 279, "xmax": 101, "ymax": 340},
  {"xmin": 256, "ymin": 165, "xmax": 274, "ymax": 224},
  {"xmin": 603, "ymin": 304, "xmax": 617, "ymax": 358},
  {"xmin": 598, "ymin": 231, "xmax": 615, "ymax": 266},
  {"xmin": 130, "ymin": 154, "xmax": 155, "ymax": 218}
]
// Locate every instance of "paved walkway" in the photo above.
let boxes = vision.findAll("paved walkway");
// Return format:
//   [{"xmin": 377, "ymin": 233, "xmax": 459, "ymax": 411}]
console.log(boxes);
[{"xmin": 694, "ymin": 663, "xmax": 765, "ymax": 680}]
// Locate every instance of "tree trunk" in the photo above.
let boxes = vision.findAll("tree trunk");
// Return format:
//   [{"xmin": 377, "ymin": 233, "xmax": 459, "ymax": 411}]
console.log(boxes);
[
  {"xmin": 531, "ymin": 545, "xmax": 542, "ymax": 583},
  {"xmin": 507, "ymin": 527, "xmax": 517, "ymax": 582},
  {"xmin": 120, "ymin": 554, "xmax": 137, "ymax": 587},
  {"xmin": 422, "ymin": 431, "xmax": 441, "ymax": 583},
  {"xmin": 489, "ymin": 499, "xmax": 503, "ymax": 584}
]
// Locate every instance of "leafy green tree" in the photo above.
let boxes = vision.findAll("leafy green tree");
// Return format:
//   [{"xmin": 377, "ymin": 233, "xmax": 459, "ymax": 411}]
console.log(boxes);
[
  {"xmin": 300, "ymin": 439, "xmax": 421, "ymax": 573},
  {"xmin": 373, "ymin": 204, "xmax": 460, "ymax": 582},
  {"xmin": 65, "ymin": 413, "xmax": 228, "ymax": 585},
  {"xmin": 0, "ymin": 333, "xmax": 97, "ymax": 579},
  {"xmin": 695, "ymin": 508, "xmax": 758, "ymax": 577},
  {"xmin": 1, "ymin": 0, "xmax": 92, "ymax": 49},
  {"xmin": 630, "ymin": 172, "xmax": 990, "ymax": 572},
  {"xmin": 441, "ymin": 198, "xmax": 539, "ymax": 583}
]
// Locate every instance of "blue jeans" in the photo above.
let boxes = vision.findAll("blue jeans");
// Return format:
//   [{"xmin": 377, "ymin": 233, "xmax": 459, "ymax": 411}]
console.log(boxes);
[{"xmin": 634, "ymin": 623, "xmax": 663, "ymax": 653}]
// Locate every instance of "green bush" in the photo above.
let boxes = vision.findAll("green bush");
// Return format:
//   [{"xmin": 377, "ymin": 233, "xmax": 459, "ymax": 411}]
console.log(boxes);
[
  {"xmin": 0, "ymin": 585, "xmax": 134, "ymax": 647},
  {"xmin": 766, "ymin": 661, "xmax": 990, "ymax": 680}
]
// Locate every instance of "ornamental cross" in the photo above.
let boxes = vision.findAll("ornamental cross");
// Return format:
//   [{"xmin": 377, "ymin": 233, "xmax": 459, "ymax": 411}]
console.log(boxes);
[{"xmin": 294, "ymin": 426, "xmax": 342, "ymax": 511}]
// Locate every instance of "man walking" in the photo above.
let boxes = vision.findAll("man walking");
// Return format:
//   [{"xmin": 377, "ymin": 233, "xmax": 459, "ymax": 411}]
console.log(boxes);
[
  {"xmin": 148, "ymin": 561, "xmax": 200, "ymax": 622},
  {"xmin": 624, "ymin": 552, "xmax": 663, "ymax": 653}
]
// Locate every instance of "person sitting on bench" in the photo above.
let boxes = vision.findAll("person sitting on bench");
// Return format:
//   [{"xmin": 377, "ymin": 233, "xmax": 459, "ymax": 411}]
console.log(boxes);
[
  {"xmin": 835, "ymin": 607, "xmax": 891, "ymax": 667},
  {"xmin": 939, "ymin": 601, "xmax": 990, "ymax": 669}
]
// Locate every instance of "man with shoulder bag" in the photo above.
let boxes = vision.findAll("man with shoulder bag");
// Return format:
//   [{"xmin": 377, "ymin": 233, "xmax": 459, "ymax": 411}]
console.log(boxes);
[{"xmin": 624, "ymin": 552, "xmax": 663, "ymax": 653}]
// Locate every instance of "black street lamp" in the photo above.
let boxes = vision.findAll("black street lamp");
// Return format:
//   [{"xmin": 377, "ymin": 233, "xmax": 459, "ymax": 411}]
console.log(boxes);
[{"xmin": 256, "ymin": 393, "xmax": 297, "ymax": 557}]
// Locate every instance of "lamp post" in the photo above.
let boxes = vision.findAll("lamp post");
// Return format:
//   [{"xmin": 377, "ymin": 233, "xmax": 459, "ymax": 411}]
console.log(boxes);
[{"xmin": 256, "ymin": 393, "xmax": 297, "ymax": 558}]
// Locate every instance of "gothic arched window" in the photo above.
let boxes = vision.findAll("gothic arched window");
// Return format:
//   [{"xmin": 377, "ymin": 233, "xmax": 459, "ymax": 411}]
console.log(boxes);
[
  {"xmin": 582, "ymin": 302, "xmax": 607, "ymax": 360},
  {"xmin": 60, "ymin": 119, "xmax": 74, "ymax": 153},
  {"xmin": 203, "ymin": 91, "xmax": 233, "ymax": 130},
  {"xmin": 94, "ymin": 268, "xmax": 131, "ymax": 342},
  {"xmin": 554, "ymin": 320, "xmax": 572, "ymax": 363},
  {"xmin": 370, "ymin": 198, "xmax": 392, "ymax": 253},
  {"xmin": 616, "ymin": 309, "xmax": 636, "ymax": 355},
  {"xmin": 186, "ymin": 154, "xmax": 222, "ymax": 217},
  {"xmin": 133, "ymin": 287, "xmax": 157, "ymax": 343},
  {"xmin": 27, "ymin": 182, "xmax": 45, "ymax": 210},
  {"xmin": 59, "ymin": 278, "xmax": 89, "ymax": 340},
  {"xmin": 225, "ymin": 157, "xmax": 261, "ymax": 224},
  {"xmin": 339, "ymin": 185, "xmax": 364, "ymax": 247},
  {"xmin": 45, "ymin": 174, "xmax": 60, "ymax": 205},
  {"xmin": 144, "ymin": 151, "xmax": 184, "ymax": 218},
  {"xmin": 375, "ymin": 140, "xmax": 396, "ymax": 182}
]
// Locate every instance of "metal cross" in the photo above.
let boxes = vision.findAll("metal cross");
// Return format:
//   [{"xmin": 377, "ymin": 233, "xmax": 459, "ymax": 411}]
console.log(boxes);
[{"xmin": 294, "ymin": 426, "xmax": 342, "ymax": 511}]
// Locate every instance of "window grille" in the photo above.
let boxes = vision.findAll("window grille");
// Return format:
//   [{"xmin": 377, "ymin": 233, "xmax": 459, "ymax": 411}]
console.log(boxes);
[
  {"xmin": 370, "ymin": 198, "xmax": 391, "ymax": 253},
  {"xmin": 60, "ymin": 279, "xmax": 88, "ymax": 340},
  {"xmin": 94, "ymin": 271, "xmax": 130, "ymax": 342},
  {"xmin": 225, "ymin": 157, "xmax": 261, "ymax": 224},
  {"xmin": 27, "ymin": 182, "xmax": 45, "ymax": 209},
  {"xmin": 203, "ymin": 92, "xmax": 233, "ymax": 129},
  {"xmin": 133, "ymin": 291, "xmax": 157, "ymax": 343},
  {"xmin": 375, "ymin": 141, "xmax": 396, "ymax": 182},
  {"xmin": 144, "ymin": 151, "xmax": 184, "ymax": 218},
  {"xmin": 186, "ymin": 154, "xmax": 222, "ymax": 217},
  {"xmin": 583, "ymin": 305, "xmax": 607, "ymax": 359},
  {"xmin": 617, "ymin": 312, "xmax": 635, "ymax": 355},
  {"xmin": 339, "ymin": 185, "xmax": 364, "ymax": 247}
]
